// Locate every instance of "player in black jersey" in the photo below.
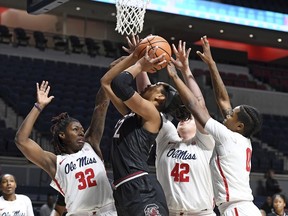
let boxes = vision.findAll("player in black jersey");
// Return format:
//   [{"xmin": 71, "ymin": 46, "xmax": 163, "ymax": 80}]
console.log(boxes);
[{"xmin": 101, "ymin": 36, "xmax": 188, "ymax": 216}]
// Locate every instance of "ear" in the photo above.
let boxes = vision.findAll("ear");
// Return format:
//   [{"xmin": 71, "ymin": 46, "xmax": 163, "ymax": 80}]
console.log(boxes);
[
  {"xmin": 237, "ymin": 122, "xmax": 245, "ymax": 133},
  {"xmin": 155, "ymin": 93, "xmax": 165, "ymax": 104},
  {"xmin": 58, "ymin": 132, "xmax": 65, "ymax": 139}
]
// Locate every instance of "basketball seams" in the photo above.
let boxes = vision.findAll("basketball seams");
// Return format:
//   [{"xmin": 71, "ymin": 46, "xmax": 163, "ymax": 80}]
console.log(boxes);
[
  {"xmin": 134, "ymin": 35, "xmax": 171, "ymax": 72},
  {"xmin": 139, "ymin": 43, "xmax": 171, "ymax": 58}
]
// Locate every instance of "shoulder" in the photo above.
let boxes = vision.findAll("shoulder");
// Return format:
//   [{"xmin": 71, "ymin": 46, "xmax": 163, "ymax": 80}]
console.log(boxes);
[
  {"xmin": 195, "ymin": 129, "xmax": 215, "ymax": 149},
  {"xmin": 16, "ymin": 194, "xmax": 32, "ymax": 202}
]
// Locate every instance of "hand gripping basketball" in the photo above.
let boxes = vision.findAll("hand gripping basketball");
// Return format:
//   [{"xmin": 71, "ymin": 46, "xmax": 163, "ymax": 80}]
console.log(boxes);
[{"xmin": 134, "ymin": 35, "xmax": 172, "ymax": 72}]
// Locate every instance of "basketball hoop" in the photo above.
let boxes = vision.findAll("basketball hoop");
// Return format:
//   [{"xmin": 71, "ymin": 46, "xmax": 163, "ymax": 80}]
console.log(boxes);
[{"xmin": 115, "ymin": 0, "xmax": 150, "ymax": 35}]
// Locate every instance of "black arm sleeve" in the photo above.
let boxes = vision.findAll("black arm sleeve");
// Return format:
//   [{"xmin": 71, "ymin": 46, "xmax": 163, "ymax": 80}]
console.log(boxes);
[{"xmin": 111, "ymin": 71, "xmax": 135, "ymax": 101}]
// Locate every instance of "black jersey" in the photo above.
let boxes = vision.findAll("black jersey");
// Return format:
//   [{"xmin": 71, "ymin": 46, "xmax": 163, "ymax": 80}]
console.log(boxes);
[{"xmin": 111, "ymin": 112, "xmax": 161, "ymax": 181}]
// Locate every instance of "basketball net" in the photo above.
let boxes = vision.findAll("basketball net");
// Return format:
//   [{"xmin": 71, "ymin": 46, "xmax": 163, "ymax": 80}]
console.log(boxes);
[{"xmin": 115, "ymin": 0, "xmax": 150, "ymax": 35}]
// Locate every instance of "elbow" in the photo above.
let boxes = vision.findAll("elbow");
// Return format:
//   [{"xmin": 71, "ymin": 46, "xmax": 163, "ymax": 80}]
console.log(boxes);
[
  {"xmin": 14, "ymin": 132, "xmax": 25, "ymax": 148},
  {"xmin": 100, "ymin": 77, "xmax": 109, "ymax": 92},
  {"xmin": 100, "ymin": 77, "xmax": 106, "ymax": 87},
  {"xmin": 111, "ymin": 72, "xmax": 135, "ymax": 101},
  {"xmin": 14, "ymin": 132, "xmax": 21, "ymax": 147}
]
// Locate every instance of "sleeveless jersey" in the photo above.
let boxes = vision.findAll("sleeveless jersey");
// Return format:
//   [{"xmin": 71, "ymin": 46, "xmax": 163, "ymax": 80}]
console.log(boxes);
[
  {"xmin": 205, "ymin": 118, "xmax": 254, "ymax": 206},
  {"xmin": 50, "ymin": 143, "xmax": 115, "ymax": 214},
  {"xmin": 112, "ymin": 112, "xmax": 159, "ymax": 181},
  {"xmin": 0, "ymin": 194, "xmax": 34, "ymax": 216},
  {"xmin": 156, "ymin": 115, "xmax": 216, "ymax": 215}
]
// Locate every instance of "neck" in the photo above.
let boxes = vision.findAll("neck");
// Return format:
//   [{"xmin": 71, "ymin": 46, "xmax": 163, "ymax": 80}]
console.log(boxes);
[
  {"xmin": 180, "ymin": 132, "xmax": 196, "ymax": 141},
  {"xmin": 275, "ymin": 210, "xmax": 285, "ymax": 216},
  {"xmin": 3, "ymin": 194, "xmax": 16, "ymax": 201}
]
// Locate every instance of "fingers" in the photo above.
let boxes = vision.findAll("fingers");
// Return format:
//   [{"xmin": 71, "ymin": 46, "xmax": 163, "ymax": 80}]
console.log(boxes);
[
  {"xmin": 196, "ymin": 50, "xmax": 204, "ymax": 59},
  {"xmin": 36, "ymin": 82, "xmax": 40, "ymax": 91},
  {"xmin": 37, "ymin": 81, "xmax": 51, "ymax": 94},
  {"xmin": 45, "ymin": 85, "xmax": 51, "ymax": 95},
  {"xmin": 172, "ymin": 44, "xmax": 178, "ymax": 55},
  {"xmin": 186, "ymin": 47, "xmax": 191, "ymax": 58},
  {"xmin": 201, "ymin": 35, "xmax": 209, "ymax": 47},
  {"xmin": 170, "ymin": 56, "xmax": 176, "ymax": 64}
]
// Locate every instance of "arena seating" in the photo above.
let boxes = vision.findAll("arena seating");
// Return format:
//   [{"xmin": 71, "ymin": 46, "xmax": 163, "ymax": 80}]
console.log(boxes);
[
  {"xmin": 0, "ymin": 53, "xmax": 121, "ymax": 162},
  {"xmin": 193, "ymin": 68, "xmax": 267, "ymax": 90},
  {"xmin": 250, "ymin": 63, "xmax": 288, "ymax": 92}
]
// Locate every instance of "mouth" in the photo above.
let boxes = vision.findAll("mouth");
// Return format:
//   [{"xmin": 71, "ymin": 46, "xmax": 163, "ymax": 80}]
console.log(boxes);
[{"xmin": 77, "ymin": 138, "xmax": 85, "ymax": 144}]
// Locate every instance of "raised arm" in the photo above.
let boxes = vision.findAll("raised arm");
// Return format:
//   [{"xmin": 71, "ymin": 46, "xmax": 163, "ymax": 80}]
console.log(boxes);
[
  {"xmin": 100, "ymin": 36, "xmax": 140, "ymax": 116},
  {"xmin": 111, "ymin": 47, "xmax": 167, "ymax": 133},
  {"xmin": 136, "ymin": 71, "xmax": 151, "ymax": 93},
  {"xmin": 196, "ymin": 36, "xmax": 232, "ymax": 118},
  {"xmin": 167, "ymin": 63, "xmax": 211, "ymax": 128},
  {"xmin": 171, "ymin": 40, "xmax": 207, "ymax": 133},
  {"xmin": 84, "ymin": 87, "xmax": 109, "ymax": 160},
  {"xmin": 15, "ymin": 81, "xmax": 57, "ymax": 178}
]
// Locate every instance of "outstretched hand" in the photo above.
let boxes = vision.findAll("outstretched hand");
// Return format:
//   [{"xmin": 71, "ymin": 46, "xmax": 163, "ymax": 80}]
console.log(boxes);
[
  {"xmin": 196, "ymin": 36, "xmax": 214, "ymax": 65},
  {"xmin": 171, "ymin": 40, "xmax": 191, "ymax": 71},
  {"xmin": 167, "ymin": 62, "xmax": 178, "ymax": 78},
  {"xmin": 36, "ymin": 81, "xmax": 54, "ymax": 107},
  {"xmin": 122, "ymin": 35, "xmax": 140, "ymax": 56}
]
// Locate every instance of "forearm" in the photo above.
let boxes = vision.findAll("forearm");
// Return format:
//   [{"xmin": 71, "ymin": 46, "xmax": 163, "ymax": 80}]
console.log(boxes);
[
  {"xmin": 86, "ymin": 87, "xmax": 110, "ymax": 146},
  {"xmin": 168, "ymin": 71, "xmax": 210, "ymax": 127},
  {"xmin": 208, "ymin": 61, "xmax": 232, "ymax": 115},
  {"xmin": 101, "ymin": 55, "xmax": 136, "ymax": 115},
  {"xmin": 180, "ymin": 67, "xmax": 205, "ymax": 106},
  {"xmin": 169, "ymin": 72, "xmax": 197, "ymax": 110},
  {"xmin": 124, "ymin": 61, "xmax": 145, "ymax": 79},
  {"xmin": 136, "ymin": 71, "xmax": 151, "ymax": 93}
]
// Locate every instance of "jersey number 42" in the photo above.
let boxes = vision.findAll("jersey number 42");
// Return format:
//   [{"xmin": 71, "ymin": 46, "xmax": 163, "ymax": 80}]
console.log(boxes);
[{"xmin": 171, "ymin": 163, "xmax": 189, "ymax": 182}]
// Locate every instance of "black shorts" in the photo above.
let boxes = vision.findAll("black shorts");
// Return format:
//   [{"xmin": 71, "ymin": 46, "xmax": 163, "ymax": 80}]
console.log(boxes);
[{"xmin": 113, "ymin": 174, "xmax": 169, "ymax": 216}]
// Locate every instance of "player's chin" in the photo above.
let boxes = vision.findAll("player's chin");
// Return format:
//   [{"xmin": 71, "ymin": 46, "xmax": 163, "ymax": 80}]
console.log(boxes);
[{"xmin": 76, "ymin": 141, "xmax": 85, "ymax": 149}]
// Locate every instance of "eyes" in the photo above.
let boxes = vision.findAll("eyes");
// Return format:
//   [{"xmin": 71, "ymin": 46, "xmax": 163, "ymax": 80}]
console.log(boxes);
[
  {"xmin": 72, "ymin": 127, "xmax": 84, "ymax": 133},
  {"xmin": 1, "ymin": 179, "xmax": 15, "ymax": 184}
]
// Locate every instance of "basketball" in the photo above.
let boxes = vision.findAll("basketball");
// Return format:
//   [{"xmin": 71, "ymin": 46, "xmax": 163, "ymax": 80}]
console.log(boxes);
[{"xmin": 134, "ymin": 35, "xmax": 172, "ymax": 72}]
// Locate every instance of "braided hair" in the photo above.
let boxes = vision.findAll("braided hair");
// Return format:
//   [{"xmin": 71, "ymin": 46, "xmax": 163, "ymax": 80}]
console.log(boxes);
[
  {"xmin": 238, "ymin": 105, "xmax": 262, "ymax": 138},
  {"xmin": 50, "ymin": 112, "xmax": 79, "ymax": 155}
]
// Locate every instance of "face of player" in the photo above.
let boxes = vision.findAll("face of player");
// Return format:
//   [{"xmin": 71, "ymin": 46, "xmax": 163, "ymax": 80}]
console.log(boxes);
[
  {"xmin": 140, "ymin": 83, "xmax": 165, "ymax": 102},
  {"xmin": 273, "ymin": 195, "xmax": 286, "ymax": 214},
  {"xmin": 0, "ymin": 174, "xmax": 17, "ymax": 195},
  {"xmin": 177, "ymin": 115, "xmax": 196, "ymax": 140},
  {"xmin": 223, "ymin": 106, "xmax": 241, "ymax": 132},
  {"xmin": 60, "ymin": 121, "xmax": 85, "ymax": 154}
]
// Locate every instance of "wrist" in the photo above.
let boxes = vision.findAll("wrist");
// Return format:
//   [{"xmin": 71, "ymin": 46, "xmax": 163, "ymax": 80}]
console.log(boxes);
[
  {"xmin": 34, "ymin": 103, "xmax": 43, "ymax": 112},
  {"xmin": 208, "ymin": 60, "xmax": 216, "ymax": 67}
]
